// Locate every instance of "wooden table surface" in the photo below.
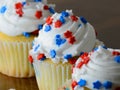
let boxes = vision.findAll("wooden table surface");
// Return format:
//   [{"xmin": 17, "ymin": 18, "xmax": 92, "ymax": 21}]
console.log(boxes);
[{"xmin": 0, "ymin": 0, "xmax": 120, "ymax": 90}]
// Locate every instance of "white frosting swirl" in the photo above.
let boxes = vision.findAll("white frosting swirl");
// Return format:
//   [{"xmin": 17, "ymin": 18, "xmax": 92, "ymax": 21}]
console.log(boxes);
[
  {"xmin": 0, "ymin": 0, "xmax": 54, "ymax": 36},
  {"xmin": 72, "ymin": 46, "xmax": 120, "ymax": 90},
  {"xmin": 30, "ymin": 10, "xmax": 97, "ymax": 63}
]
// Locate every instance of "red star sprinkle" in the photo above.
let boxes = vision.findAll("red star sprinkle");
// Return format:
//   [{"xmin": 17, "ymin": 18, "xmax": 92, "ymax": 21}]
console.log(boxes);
[
  {"xmin": 16, "ymin": 9, "xmax": 24, "ymax": 17},
  {"xmin": 112, "ymin": 51, "xmax": 120, "ymax": 56},
  {"xmin": 64, "ymin": 30, "xmax": 73, "ymax": 38},
  {"xmin": 37, "ymin": 53, "xmax": 45, "ymax": 60},
  {"xmin": 71, "ymin": 15, "xmax": 78, "ymax": 22},
  {"xmin": 71, "ymin": 81, "xmax": 78, "ymax": 89},
  {"xmin": 15, "ymin": 2, "xmax": 23, "ymax": 9},
  {"xmin": 68, "ymin": 36, "xmax": 76, "ymax": 44},
  {"xmin": 31, "ymin": 30, "xmax": 39, "ymax": 35},
  {"xmin": 46, "ymin": 16, "xmax": 53, "ymax": 25},
  {"xmin": 80, "ymin": 52, "xmax": 88, "ymax": 60},
  {"xmin": 35, "ymin": 10, "xmax": 42, "ymax": 19},
  {"xmin": 83, "ymin": 57, "xmax": 90, "ymax": 64},
  {"xmin": 55, "ymin": 20, "xmax": 63, "ymax": 28},
  {"xmin": 43, "ymin": 5, "xmax": 49, "ymax": 10},
  {"xmin": 68, "ymin": 58, "xmax": 77, "ymax": 65},
  {"xmin": 77, "ymin": 61, "xmax": 84, "ymax": 68},
  {"xmin": 28, "ymin": 55, "xmax": 33, "ymax": 63},
  {"xmin": 72, "ymin": 65, "xmax": 75, "ymax": 73}
]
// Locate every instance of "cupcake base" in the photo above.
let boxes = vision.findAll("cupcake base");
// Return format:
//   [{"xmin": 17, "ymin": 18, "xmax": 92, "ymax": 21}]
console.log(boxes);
[
  {"xmin": 33, "ymin": 59, "xmax": 72, "ymax": 90},
  {"xmin": 0, "ymin": 32, "xmax": 34, "ymax": 78}
]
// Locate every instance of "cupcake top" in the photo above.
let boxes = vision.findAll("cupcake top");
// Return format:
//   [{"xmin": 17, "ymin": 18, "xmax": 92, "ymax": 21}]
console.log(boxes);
[
  {"xmin": 29, "ymin": 10, "xmax": 98, "ymax": 64},
  {"xmin": 72, "ymin": 46, "xmax": 120, "ymax": 90},
  {"xmin": 0, "ymin": 0, "xmax": 55, "ymax": 36}
]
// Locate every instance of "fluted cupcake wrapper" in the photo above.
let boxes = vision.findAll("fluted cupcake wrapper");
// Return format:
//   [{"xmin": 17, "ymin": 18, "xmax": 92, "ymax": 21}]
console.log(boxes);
[
  {"xmin": 0, "ymin": 41, "xmax": 34, "ymax": 78},
  {"xmin": 33, "ymin": 60, "xmax": 72, "ymax": 90}
]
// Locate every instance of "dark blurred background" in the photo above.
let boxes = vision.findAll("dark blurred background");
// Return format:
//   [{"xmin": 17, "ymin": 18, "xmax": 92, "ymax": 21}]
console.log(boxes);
[{"xmin": 48, "ymin": 0, "xmax": 120, "ymax": 49}]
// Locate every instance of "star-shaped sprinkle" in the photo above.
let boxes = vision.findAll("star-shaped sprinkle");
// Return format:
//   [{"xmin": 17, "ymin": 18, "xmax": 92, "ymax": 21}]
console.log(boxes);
[
  {"xmin": 103, "ymin": 81, "xmax": 112, "ymax": 89},
  {"xmin": 22, "ymin": 2, "xmax": 26, "ymax": 6},
  {"xmin": 77, "ymin": 61, "xmax": 84, "ymax": 68},
  {"xmin": 64, "ymin": 54, "xmax": 72, "ymax": 60},
  {"xmin": 35, "ymin": 10, "xmax": 42, "ymax": 19},
  {"xmin": 23, "ymin": 32, "xmax": 30, "ymax": 37},
  {"xmin": 0, "ymin": 6, "xmax": 7, "ymax": 14},
  {"xmin": 50, "ymin": 50, "xmax": 56, "ymax": 58},
  {"xmin": 78, "ymin": 79, "xmax": 87, "ymax": 87},
  {"xmin": 61, "ymin": 11, "xmax": 69, "ymax": 17},
  {"xmin": 38, "ymin": 24, "xmax": 43, "ymax": 30},
  {"xmin": 34, "ymin": 0, "xmax": 42, "ymax": 2},
  {"xmin": 68, "ymin": 36, "xmax": 76, "ymax": 44},
  {"xmin": 43, "ymin": 5, "xmax": 49, "ymax": 10},
  {"xmin": 64, "ymin": 30, "xmax": 73, "ymax": 38},
  {"xmin": 55, "ymin": 20, "xmax": 63, "ymax": 28},
  {"xmin": 68, "ymin": 58, "xmax": 77, "ymax": 65},
  {"xmin": 55, "ymin": 35, "xmax": 66, "ymax": 46},
  {"xmin": 93, "ymin": 80, "xmax": 102, "ymax": 89},
  {"xmin": 114, "ymin": 55, "xmax": 120, "ymax": 63},
  {"xmin": 80, "ymin": 16, "xmax": 87, "ymax": 24},
  {"xmin": 71, "ymin": 15, "xmax": 78, "ymax": 22},
  {"xmin": 28, "ymin": 55, "xmax": 33, "ymax": 63},
  {"xmin": 112, "ymin": 51, "xmax": 120, "ymax": 56},
  {"xmin": 34, "ymin": 44, "xmax": 40, "ymax": 52},
  {"xmin": 44, "ymin": 25, "xmax": 51, "ymax": 32},
  {"xmin": 49, "ymin": 7, "xmax": 55, "ymax": 14},
  {"xmin": 37, "ymin": 53, "xmax": 46, "ymax": 61},
  {"xmin": 71, "ymin": 81, "xmax": 78, "ymax": 89},
  {"xmin": 46, "ymin": 16, "xmax": 53, "ymax": 25},
  {"xmin": 15, "ymin": 2, "xmax": 23, "ymax": 9},
  {"xmin": 59, "ymin": 16, "xmax": 66, "ymax": 24}
]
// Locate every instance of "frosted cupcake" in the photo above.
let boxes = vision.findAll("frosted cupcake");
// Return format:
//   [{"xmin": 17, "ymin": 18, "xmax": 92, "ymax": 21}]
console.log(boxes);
[
  {"xmin": 0, "ymin": 0, "xmax": 55, "ymax": 77},
  {"xmin": 29, "ymin": 10, "xmax": 103, "ymax": 90},
  {"xmin": 70, "ymin": 46, "xmax": 120, "ymax": 90}
]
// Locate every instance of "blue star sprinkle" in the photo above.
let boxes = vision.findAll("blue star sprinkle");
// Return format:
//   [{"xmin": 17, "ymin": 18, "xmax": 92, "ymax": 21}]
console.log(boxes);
[
  {"xmin": 34, "ymin": 44, "xmax": 40, "ymax": 52},
  {"xmin": 0, "ymin": 6, "xmax": 7, "ymax": 14},
  {"xmin": 34, "ymin": 0, "xmax": 42, "ymax": 2},
  {"xmin": 44, "ymin": 25, "xmax": 51, "ymax": 32},
  {"xmin": 61, "ymin": 11, "xmax": 69, "ymax": 17},
  {"xmin": 64, "ymin": 54, "xmax": 72, "ymax": 60},
  {"xmin": 22, "ymin": 2, "xmax": 26, "ymax": 6},
  {"xmin": 114, "ymin": 55, "xmax": 120, "ymax": 63},
  {"xmin": 49, "ymin": 7, "xmax": 55, "ymax": 14},
  {"xmin": 50, "ymin": 49, "xmax": 56, "ymax": 58},
  {"xmin": 55, "ymin": 34, "xmax": 66, "ymax": 46},
  {"xmin": 23, "ymin": 32, "xmax": 30, "ymax": 37},
  {"xmin": 103, "ymin": 81, "xmax": 112, "ymax": 89},
  {"xmin": 38, "ymin": 24, "xmax": 43, "ymax": 30},
  {"xmin": 59, "ymin": 16, "xmax": 66, "ymax": 24},
  {"xmin": 78, "ymin": 79, "xmax": 87, "ymax": 87},
  {"xmin": 80, "ymin": 16, "xmax": 87, "ymax": 24},
  {"xmin": 93, "ymin": 80, "xmax": 102, "ymax": 89}
]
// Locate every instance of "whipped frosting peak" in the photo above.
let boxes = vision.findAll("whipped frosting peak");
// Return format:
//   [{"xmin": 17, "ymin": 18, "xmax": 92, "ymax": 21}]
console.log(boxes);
[
  {"xmin": 29, "ymin": 10, "xmax": 97, "ymax": 63},
  {"xmin": 0, "ymin": 0, "xmax": 55, "ymax": 36},
  {"xmin": 72, "ymin": 46, "xmax": 120, "ymax": 90}
]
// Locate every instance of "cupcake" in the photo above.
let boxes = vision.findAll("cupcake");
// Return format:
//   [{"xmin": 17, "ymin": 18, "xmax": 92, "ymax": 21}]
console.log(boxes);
[
  {"xmin": 0, "ymin": 0, "xmax": 55, "ymax": 77},
  {"xmin": 29, "ymin": 10, "xmax": 103, "ymax": 90},
  {"xmin": 70, "ymin": 46, "xmax": 120, "ymax": 90}
]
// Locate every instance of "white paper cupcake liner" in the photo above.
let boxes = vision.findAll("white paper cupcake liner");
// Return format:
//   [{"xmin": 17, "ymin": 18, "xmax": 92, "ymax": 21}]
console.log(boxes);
[
  {"xmin": 33, "ymin": 60, "xmax": 72, "ymax": 90},
  {"xmin": 0, "ymin": 40, "xmax": 34, "ymax": 78}
]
